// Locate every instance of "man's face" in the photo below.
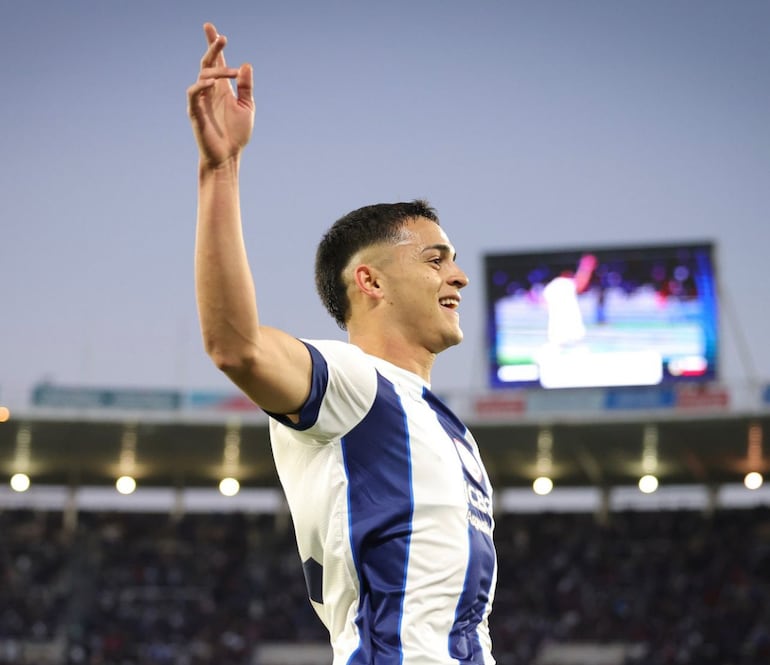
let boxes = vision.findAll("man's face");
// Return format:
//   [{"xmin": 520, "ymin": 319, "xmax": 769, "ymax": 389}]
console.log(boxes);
[{"xmin": 376, "ymin": 216, "xmax": 469, "ymax": 353}]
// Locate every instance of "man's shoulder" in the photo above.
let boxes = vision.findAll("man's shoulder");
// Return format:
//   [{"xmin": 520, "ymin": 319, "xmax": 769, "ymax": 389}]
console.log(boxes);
[
  {"xmin": 301, "ymin": 338, "xmax": 368, "ymax": 364},
  {"xmin": 300, "ymin": 339, "xmax": 380, "ymax": 387}
]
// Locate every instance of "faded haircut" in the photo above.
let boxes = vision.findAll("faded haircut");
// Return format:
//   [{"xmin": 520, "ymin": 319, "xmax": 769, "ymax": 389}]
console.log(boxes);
[{"xmin": 315, "ymin": 199, "xmax": 439, "ymax": 329}]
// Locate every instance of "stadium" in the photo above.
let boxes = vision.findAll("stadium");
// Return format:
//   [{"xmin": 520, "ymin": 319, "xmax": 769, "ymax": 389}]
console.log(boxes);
[
  {"xmin": 2, "ymin": 2, "xmax": 769, "ymax": 664},
  {"xmin": 2, "ymin": 324, "xmax": 769, "ymax": 664}
]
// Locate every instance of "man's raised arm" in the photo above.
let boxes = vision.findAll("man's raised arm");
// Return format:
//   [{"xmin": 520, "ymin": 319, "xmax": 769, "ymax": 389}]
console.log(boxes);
[{"xmin": 187, "ymin": 23, "xmax": 311, "ymax": 415}]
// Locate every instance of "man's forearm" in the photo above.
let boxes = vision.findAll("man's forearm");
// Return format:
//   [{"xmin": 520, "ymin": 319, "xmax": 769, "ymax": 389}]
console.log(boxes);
[{"xmin": 194, "ymin": 160, "xmax": 260, "ymax": 372}]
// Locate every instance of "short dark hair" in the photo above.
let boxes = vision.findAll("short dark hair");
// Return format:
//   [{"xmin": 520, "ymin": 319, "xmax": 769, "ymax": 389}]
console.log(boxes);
[{"xmin": 315, "ymin": 199, "xmax": 439, "ymax": 329}]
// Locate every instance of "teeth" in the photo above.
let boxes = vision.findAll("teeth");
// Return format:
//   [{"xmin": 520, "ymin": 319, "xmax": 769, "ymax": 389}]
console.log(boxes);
[{"xmin": 440, "ymin": 298, "xmax": 459, "ymax": 308}]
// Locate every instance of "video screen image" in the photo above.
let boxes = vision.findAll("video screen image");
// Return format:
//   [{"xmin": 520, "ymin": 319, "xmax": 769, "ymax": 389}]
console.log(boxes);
[{"xmin": 484, "ymin": 242, "xmax": 719, "ymax": 390}]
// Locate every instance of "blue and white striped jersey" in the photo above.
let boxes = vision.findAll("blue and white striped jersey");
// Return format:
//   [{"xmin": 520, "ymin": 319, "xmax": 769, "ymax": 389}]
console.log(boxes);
[{"xmin": 269, "ymin": 340, "xmax": 497, "ymax": 664}]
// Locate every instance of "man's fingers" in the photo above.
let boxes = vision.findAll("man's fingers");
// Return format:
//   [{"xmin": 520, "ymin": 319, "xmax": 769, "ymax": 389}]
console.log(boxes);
[
  {"xmin": 186, "ymin": 78, "xmax": 216, "ymax": 118},
  {"xmin": 195, "ymin": 65, "xmax": 239, "ymax": 101},
  {"xmin": 200, "ymin": 35, "xmax": 227, "ymax": 69},
  {"xmin": 236, "ymin": 63, "xmax": 254, "ymax": 107},
  {"xmin": 202, "ymin": 23, "xmax": 227, "ymax": 69},
  {"xmin": 199, "ymin": 66, "xmax": 240, "ymax": 81},
  {"xmin": 203, "ymin": 22, "xmax": 218, "ymax": 43},
  {"xmin": 187, "ymin": 78, "xmax": 215, "ymax": 97}
]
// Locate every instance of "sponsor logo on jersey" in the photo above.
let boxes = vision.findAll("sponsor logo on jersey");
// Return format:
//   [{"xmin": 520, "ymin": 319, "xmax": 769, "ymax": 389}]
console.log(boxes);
[{"xmin": 452, "ymin": 438, "xmax": 493, "ymax": 536}]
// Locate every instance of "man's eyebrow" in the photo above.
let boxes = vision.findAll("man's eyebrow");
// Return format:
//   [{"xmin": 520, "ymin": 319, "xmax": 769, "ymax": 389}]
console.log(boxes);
[{"xmin": 421, "ymin": 243, "xmax": 457, "ymax": 260}]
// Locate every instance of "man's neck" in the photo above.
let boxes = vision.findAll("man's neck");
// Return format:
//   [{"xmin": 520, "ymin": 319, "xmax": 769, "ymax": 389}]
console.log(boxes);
[{"xmin": 348, "ymin": 330, "xmax": 435, "ymax": 383}]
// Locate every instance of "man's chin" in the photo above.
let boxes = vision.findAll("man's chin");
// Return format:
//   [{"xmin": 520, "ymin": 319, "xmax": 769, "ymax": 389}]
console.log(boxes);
[{"xmin": 438, "ymin": 328, "xmax": 464, "ymax": 352}]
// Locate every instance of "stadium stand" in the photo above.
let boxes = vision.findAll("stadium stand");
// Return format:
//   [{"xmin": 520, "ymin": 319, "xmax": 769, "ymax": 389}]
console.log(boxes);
[
  {"xmin": 2, "ymin": 381, "xmax": 769, "ymax": 663},
  {"xmin": 1, "ymin": 506, "xmax": 769, "ymax": 665}
]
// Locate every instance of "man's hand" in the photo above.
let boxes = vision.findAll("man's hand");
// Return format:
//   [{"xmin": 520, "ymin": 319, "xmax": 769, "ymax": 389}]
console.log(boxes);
[{"xmin": 187, "ymin": 23, "xmax": 255, "ymax": 169}]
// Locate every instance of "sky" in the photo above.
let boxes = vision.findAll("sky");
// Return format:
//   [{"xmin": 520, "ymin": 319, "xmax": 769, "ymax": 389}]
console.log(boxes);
[{"xmin": 1, "ymin": 0, "xmax": 769, "ymax": 409}]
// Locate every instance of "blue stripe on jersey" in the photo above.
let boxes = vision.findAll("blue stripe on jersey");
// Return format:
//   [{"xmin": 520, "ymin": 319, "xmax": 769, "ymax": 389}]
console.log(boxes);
[
  {"xmin": 302, "ymin": 556, "xmax": 324, "ymax": 604},
  {"xmin": 448, "ymin": 525, "xmax": 495, "ymax": 663},
  {"xmin": 423, "ymin": 389, "xmax": 496, "ymax": 664},
  {"xmin": 341, "ymin": 373, "xmax": 413, "ymax": 664},
  {"xmin": 265, "ymin": 341, "xmax": 328, "ymax": 429}
]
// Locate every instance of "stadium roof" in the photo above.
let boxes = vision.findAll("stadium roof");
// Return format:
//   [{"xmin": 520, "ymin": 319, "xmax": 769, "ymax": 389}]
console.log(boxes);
[{"xmin": 1, "ymin": 407, "xmax": 768, "ymax": 491}]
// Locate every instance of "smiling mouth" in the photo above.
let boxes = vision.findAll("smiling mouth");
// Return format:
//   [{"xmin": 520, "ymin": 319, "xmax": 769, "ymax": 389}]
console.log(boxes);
[{"xmin": 439, "ymin": 297, "xmax": 460, "ymax": 310}]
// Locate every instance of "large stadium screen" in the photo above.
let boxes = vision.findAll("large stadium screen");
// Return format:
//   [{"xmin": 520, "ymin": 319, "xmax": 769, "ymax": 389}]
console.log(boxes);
[{"xmin": 484, "ymin": 242, "xmax": 719, "ymax": 390}]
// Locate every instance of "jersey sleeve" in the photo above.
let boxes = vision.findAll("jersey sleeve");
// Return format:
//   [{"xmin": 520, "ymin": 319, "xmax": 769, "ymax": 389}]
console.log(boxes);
[{"xmin": 267, "ymin": 339, "xmax": 378, "ymax": 443}]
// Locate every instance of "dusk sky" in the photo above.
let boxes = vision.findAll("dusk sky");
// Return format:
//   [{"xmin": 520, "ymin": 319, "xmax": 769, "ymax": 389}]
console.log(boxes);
[{"xmin": 2, "ymin": 1, "xmax": 768, "ymax": 409}]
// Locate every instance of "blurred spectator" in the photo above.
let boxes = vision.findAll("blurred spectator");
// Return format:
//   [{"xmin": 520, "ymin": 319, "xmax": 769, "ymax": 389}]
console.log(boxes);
[{"xmin": 1, "ymin": 507, "xmax": 768, "ymax": 665}]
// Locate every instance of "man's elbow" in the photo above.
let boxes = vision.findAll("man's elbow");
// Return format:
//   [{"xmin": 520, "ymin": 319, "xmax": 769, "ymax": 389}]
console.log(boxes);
[{"xmin": 204, "ymin": 341, "xmax": 259, "ymax": 378}]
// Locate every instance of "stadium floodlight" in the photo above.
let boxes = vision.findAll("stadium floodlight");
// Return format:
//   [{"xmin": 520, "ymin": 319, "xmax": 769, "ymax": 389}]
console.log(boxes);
[
  {"xmin": 115, "ymin": 475, "xmax": 137, "ymax": 495},
  {"xmin": 638, "ymin": 474, "xmax": 659, "ymax": 494},
  {"xmin": 745, "ymin": 423, "xmax": 763, "ymax": 490},
  {"xmin": 10, "ymin": 473, "xmax": 30, "ymax": 492},
  {"xmin": 219, "ymin": 477, "xmax": 240, "ymax": 497},
  {"xmin": 533, "ymin": 476, "xmax": 553, "ymax": 496},
  {"xmin": 744, "ymin": 471, "xmax": 764, "ymax": 491}
]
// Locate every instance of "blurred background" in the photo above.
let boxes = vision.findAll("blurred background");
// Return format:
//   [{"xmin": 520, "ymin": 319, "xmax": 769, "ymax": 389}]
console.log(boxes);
[{"xmin": 1, "ymin": 1, "xmax": 769, "ymax": 664}]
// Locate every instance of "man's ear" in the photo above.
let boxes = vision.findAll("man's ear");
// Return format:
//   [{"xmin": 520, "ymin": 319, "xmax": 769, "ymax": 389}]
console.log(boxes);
[{"xmin": 352, "ymin": 264, "xmax": 383, "ymax": 300}]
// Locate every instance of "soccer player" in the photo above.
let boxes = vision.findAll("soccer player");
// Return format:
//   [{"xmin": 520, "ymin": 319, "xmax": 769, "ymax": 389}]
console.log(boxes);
[
  {"xmin": 542, "ymin": 253, "xmax": 598, "ymax": 347},
  {"xmin": 187, "ymin": 23, "xmax": 497, "ymax": 664}
]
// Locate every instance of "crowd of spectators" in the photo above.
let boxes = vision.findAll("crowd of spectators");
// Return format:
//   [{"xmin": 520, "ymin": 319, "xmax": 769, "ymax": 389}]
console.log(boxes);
[
  {"xmin": 1, "ymin": 505, "xmax": 769, "ymax": 665},
  {"xmin": 0, "ymin": 511, "xmax": 74, "ymax": 646},
  {"xmin": 493, "ymin": 508, "xmax": 770, "ymax": 664}
]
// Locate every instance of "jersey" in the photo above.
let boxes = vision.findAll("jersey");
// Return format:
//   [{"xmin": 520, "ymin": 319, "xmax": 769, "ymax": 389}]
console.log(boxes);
[{"xmin": 268, "ymin": 339, "xmax": 497, "ymax": 664}]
